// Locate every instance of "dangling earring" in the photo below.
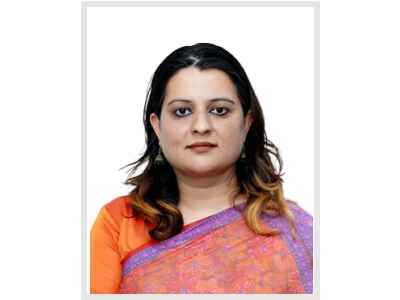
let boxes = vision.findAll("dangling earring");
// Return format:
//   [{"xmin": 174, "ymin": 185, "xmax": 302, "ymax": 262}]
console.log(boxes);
[
  {"xmin": 239, "ymin": 147, "xmax": 246, "ymax": 162},
  {"xmin": 155, "ymin": 144, "xmax": 164, "ymax": 164}
]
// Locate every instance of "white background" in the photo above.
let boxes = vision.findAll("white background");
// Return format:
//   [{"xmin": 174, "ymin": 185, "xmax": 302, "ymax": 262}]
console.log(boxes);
[
  {"xmin": 86, "ymin": 6, "xmax": 314, "ymax": 232},
  {"xmin": 1, "ymin": 1, "xmax": 400, "ymax": 300}
]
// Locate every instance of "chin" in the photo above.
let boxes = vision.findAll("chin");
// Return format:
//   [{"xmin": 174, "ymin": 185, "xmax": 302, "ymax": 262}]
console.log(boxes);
[
  {"xmin": 181, "ymin": 163, "xmax": 232, "ymax": 177},
  {"xmin": 184, "ymin": 169, "xmax": 221, "ymax": 177}
]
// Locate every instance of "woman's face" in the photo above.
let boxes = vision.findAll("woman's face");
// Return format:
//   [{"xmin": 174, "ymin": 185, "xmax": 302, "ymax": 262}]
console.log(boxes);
[{"xmin": 150, "ymin": 67, "xmax": 253, "ymax": 177}]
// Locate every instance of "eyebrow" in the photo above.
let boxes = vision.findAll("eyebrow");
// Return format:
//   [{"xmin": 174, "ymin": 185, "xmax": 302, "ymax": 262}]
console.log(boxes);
[{"xmin": 167, "ymin": 97, "xmax": 236, "ymax": 106}]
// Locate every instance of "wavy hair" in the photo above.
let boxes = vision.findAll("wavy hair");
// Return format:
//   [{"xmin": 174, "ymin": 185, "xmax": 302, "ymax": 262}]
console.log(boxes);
[{"xmin": 120, "ymin": 43, "xmax": 297, "ymax": 241}]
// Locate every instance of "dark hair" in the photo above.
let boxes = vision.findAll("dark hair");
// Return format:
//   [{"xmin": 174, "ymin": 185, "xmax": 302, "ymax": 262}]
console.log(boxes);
[{"xmin": 120, "ymin": 43, "xmax": 296, "ymax": 241}]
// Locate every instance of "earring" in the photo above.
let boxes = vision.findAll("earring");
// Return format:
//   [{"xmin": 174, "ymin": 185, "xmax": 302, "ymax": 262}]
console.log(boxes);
[
  {"xmin": 155, "ymin": 145, "xmax": 164, "ymax": 164},
  {"xmin": 239, "ymin": 147, "xmax": 246, "ymax": 162}
]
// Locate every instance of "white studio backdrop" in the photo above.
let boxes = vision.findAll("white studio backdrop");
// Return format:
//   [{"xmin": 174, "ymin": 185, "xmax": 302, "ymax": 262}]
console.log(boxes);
[
  {"xmin": 4, "ymin": 1, "xmax": 400, "ymax": 300},
  {"xmin": 86, "ymin": 6, "xmax": 315, "ymax": 236}
]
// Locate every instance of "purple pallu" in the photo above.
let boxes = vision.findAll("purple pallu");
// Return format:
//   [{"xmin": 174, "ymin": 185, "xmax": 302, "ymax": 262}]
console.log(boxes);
[{"xmin": 120, "ymin": 202, "xmax": 313, "ymax": 293}]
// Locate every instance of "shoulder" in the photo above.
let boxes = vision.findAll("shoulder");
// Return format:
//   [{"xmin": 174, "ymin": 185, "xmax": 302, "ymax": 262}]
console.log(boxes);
[
  {"xmin": 91, "ymin": 195, "xmax": 134, "ymax": 244},
  {"xmin": 103, "ymin": 195, "xmax": 132, "ymax": 219},
  {"xmin": 286, "ymin": 199, "xmax": 313, "ymax": 227},
  {"xmin": 103, "ymin": 195, "xmax": 134, "ymax": 225}
]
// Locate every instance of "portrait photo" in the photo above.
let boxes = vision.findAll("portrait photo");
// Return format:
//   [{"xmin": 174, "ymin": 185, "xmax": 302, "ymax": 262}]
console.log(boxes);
[{"xmin": 83, "ymin": 1, "xmax": 319, "ymax": 297}]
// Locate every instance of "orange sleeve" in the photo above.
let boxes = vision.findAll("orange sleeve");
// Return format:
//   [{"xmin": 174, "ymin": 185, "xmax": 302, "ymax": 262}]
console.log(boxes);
[{"xmin": 90, "ymin": 206, "xmax": 122, "ymax": 294}]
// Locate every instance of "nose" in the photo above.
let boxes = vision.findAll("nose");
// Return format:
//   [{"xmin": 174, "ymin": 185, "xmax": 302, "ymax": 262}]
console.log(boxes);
[{"xmin": 191, "ymin": 111, "xmax": 212, "ymax": 135}]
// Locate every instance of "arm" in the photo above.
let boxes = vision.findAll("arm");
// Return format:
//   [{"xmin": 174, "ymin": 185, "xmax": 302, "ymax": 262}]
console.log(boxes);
[{"xmin": 90, "ymin": 206, "xmax": 122, "ymax": 293}]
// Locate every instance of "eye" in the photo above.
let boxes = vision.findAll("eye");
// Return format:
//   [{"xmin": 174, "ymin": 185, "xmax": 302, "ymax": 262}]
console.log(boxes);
[
  {"xmin": 210, "ymin": 107, "xmax": 230, "ymax": 116},
  {"xmin": 173, "ymin": 106, "xmax": 230, "ymax": 118},
  {"xmin": 174, "ymin": 107, "xmax": 192, "ymax": 117}
]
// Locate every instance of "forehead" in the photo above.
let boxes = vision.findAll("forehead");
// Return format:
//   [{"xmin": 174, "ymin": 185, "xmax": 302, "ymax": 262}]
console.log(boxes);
[{"xmin": 164, "ymin": 67, "xmax": 239, "ymax": 104}]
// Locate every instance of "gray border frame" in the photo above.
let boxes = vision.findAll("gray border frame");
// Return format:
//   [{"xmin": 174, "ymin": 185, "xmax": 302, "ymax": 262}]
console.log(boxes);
[{"xmin": 82, "ymin": 1, "xmax": 320, "ymax": 299}]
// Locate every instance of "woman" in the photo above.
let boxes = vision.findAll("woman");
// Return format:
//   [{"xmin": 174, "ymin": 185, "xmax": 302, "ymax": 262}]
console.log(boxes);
[{"xmin": 90, "ymin": 43, "xmax": 313, "ymax": 294}]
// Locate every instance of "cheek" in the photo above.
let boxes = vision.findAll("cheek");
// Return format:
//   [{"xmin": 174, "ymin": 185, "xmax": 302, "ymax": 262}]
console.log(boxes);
[
  {"xmin": 160, "ymin": 121, "xmax": 188, "ymax": 146},
  {"xmin": 220, "ymin": 122, "xmax": 246, "ymax": 144}
]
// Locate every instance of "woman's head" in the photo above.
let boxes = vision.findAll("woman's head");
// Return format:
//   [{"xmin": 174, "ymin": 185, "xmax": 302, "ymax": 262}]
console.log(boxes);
[
  {"xmin": 144, "ymin": 43, "xmax": 278, "ymax": 181},
  {"xmin": 122, "ymin": 43, "xmax": 294, "ymax": 240},
  {"xmin": 149, "ymin": 66, "xmax": 253, "ymax": 179}
]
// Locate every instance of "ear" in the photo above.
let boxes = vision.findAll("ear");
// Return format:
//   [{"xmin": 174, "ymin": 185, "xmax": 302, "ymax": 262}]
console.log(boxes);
[
  {"xmin": 149, "ymin": 112, "xmax": 161, "ymax": 140},
  {"xmin": 244, "ymin": 110, "xmax": 254, "ymax": 136}
]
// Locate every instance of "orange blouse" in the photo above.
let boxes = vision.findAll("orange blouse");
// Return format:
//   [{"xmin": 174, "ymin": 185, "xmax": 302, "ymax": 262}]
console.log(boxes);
[{"xmin": 90, "ymin": 196, "xmax": 154, "ymax": 294}]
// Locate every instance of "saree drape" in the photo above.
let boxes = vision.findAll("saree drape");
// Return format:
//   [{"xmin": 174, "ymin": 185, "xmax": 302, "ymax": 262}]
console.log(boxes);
[{"xmin": 119, "ymin": 202, "xmax": 313, "ymax": 294}]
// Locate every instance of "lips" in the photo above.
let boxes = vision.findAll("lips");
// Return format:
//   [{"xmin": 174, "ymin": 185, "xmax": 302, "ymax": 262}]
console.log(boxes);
[{"xmin": 187, "ymin": 142, "xmax": 217, "ymax": 148}]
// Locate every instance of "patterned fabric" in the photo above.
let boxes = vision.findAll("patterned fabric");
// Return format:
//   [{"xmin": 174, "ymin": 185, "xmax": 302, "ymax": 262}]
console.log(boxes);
[{"xmin": 119, "ymin": 202, "xmax": 313, "ymax": 294}]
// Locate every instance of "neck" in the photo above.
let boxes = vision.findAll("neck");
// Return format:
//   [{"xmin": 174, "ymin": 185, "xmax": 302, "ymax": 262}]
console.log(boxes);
[{"xmin": 175, "ymin": 166, "xmax": 245, "ymax": 214}]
